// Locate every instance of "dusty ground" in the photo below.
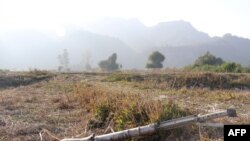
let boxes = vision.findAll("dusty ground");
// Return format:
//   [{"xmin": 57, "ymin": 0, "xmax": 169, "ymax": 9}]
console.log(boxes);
[{"xmin": 0, "ymin": 72, "xmax": 249, "ymax": 141}]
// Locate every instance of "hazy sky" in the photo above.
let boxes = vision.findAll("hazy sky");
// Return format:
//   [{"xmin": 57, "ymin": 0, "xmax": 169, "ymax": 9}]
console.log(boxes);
[{"xmin": 0, "ymin": 0, "xmax": 250, "ymax": 38}]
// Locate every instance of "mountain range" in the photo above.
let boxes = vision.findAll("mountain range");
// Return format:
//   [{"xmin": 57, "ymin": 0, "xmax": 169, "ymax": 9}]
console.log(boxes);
[
  {"xmin": 0, "ymin": 18, "xmax": 250, "ymax": 70},
  {"xmin": 85, "ymin": 18, "xmax": 212, "ymax": 51},
  {"xmin": 84, "ymin": 18, "xmax": 250, "ymax": 67}
]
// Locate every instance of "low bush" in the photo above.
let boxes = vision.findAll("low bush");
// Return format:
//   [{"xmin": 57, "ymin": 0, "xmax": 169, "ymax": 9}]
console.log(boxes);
[
  {"xmin": 218, "ymin": 62, "xmax": 243, "ymax": 73},
  {"xmin": 185, "ymin": 62, "xmax": 246, "ymax": 73}
]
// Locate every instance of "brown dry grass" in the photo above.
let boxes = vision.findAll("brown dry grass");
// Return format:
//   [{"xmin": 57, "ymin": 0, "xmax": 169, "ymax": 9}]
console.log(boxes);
[{"xmin": 0, "ymin": 71, "xmax": 249, "ymax": 141}]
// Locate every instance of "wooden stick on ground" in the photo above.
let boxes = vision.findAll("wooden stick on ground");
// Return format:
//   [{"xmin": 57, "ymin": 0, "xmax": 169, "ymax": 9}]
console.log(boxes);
[{"xmin": 61, "ymin": 108, "xmax": 236, "ymax": 141}]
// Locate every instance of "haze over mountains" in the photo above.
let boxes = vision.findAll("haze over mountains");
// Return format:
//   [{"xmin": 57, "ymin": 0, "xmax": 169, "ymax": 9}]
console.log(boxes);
[
  {"xmin": 85, "ymin": 18, "xmax": 212, "ymax": 50},
  {"xmin": 1, "ymin": 18, "xmax": 250, "ymax": 70}
]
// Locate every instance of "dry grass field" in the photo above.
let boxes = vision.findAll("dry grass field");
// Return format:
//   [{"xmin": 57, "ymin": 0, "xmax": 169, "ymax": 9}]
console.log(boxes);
[{"xmin": 0, "ymin": 71, "xmax": 250, "ymax": 141}]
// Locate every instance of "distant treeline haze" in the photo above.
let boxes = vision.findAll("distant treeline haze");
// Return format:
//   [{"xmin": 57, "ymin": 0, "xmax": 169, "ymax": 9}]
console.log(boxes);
[{"xmin": 1, "ymin": 18, "xmax": 250, "ymax": 70}]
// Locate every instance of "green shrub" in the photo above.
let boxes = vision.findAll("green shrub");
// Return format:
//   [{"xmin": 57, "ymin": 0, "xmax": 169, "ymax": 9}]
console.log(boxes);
[
  {"xmin": 88, "ymin": 103, "xmax": 113, "ymax": 129},
  {"xmin": 219, "ymin": 62, "xmax": 242, "ymax": 73},
  {"xmin": 95, "ymin": 103, "xmax": 112, "ymax": 122},
  {"xmin": 186, "ymin": 60, "xmax": 244, "ymax": 73},
  {"xmin": 116, "ymin": 103, "xmax": 149, "ymax": 130},
  {"xmin": 158, "ymin": 102, "xmax": 188, "ymax": 121}
]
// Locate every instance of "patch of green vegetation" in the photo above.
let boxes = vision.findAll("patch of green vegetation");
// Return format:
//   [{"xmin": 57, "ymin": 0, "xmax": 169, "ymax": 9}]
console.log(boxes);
[
  {"xmin": 88, "ymin": 102, "xmax": 114, "ymax": 129},
  {"xmin": 185, "ymin": 63, "xmax": 246, "ymax": 73},
  {"xmin": 185, "ymin": 52, "xmax": 250, "ymax": 73},
  {"xmin": 158, "ymin": 102, "xmax": 189, "ymax": 122},
  {"xmin": 95, "ymin": 103, "xmax": 112, "ymax": 122},
  {"xmin": 115, "ymin": 102, "xmax": 150, "ymax": 130}
]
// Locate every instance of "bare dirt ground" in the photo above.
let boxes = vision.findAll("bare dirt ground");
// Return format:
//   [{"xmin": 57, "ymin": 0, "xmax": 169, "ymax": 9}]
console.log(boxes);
[{"xmin": 0, "ymin": 72, "xmax": 249, "ymax": 141}]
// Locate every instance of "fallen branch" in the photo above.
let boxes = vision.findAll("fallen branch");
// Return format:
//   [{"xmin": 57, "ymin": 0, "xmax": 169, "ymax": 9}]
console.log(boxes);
[{"xmin": 61, "ymin": 108, "xmax": 236, "ymax": 141}]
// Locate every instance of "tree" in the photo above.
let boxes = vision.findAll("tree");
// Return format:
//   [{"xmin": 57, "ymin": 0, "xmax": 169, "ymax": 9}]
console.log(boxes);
[
  {"xmin": 58, "ymin": 49, "xmax": 70, "ymax": 72},
  {"xmin": 195, "ymin": 52, "xmax": 224, "ymax": 66},
  {"xmin": 98, "ymin": 53, "xmax": 121, "ymax": 72},
  {"xmin": 146, "ymin": 51, "xmax": 165, "ymax": 68},
  {"xmin": 82, "ymin": 50, "xmax": 92, "ymax": 71}
]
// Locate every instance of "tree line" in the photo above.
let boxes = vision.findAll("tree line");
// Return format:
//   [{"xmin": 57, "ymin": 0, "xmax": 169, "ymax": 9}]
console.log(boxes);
[{"xmin": 57, "ymin": 49, "xmax": 249, "ymax": 73}]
